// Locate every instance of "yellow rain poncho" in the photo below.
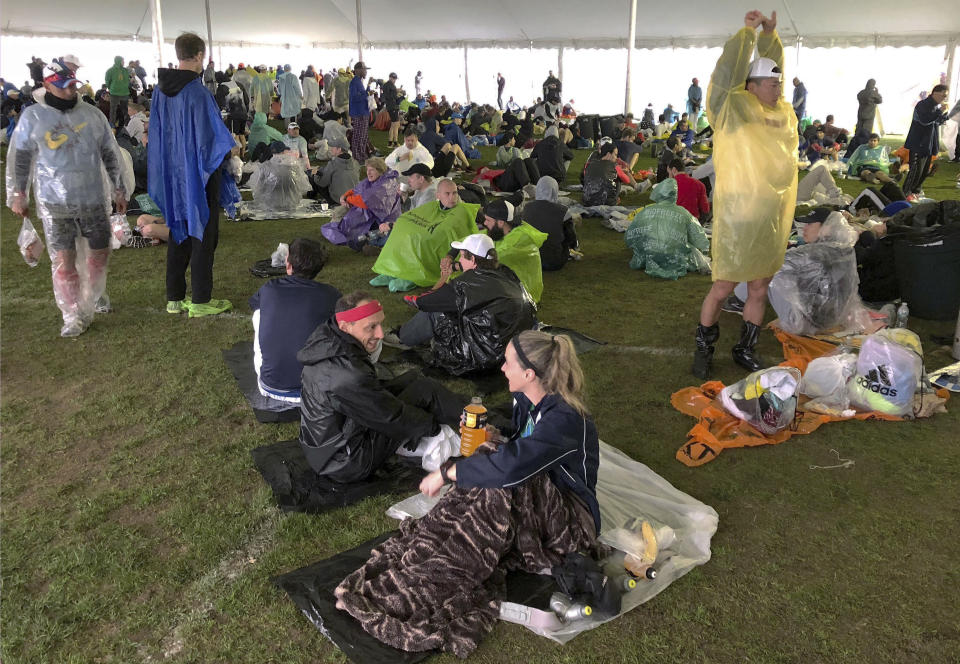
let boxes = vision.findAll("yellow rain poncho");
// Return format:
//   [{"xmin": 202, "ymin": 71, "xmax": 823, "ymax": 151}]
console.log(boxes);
[{"xmin": 706, "ymin": 27, "xmax": 797, "ymax": 282}]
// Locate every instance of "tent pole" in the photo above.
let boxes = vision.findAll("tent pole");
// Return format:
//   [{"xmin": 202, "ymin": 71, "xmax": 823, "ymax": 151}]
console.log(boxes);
[
  {"xmin": 558, "ymin": 47, "xmax": 563, "ymax": 85},
  {"xmin": 149, "ymin": 0, "xmax": 165, "ymax": 76},
  {"xmin": 625, "ymin": 0, "xmax": 637, "ymax": 115},
  {"xmin": 204, "ymin": 0, "xmax": 213, "ymax": 62},
  {"xmin": 946, "ymin": 39, "xmax": 957, "ymax": 101},
  {"xmin": 355, "ymin": 0, "xmax": 364, "ymax": 62},
  {"xmin": 464, "ymin": 46, "xmax": 471, "ymax": 104}
]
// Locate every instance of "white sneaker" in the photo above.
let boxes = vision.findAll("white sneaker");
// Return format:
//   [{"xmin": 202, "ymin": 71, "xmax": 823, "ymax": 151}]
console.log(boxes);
[{"xmin": 60, "ymin": 318, "xmax": 88, "ymax": 338}]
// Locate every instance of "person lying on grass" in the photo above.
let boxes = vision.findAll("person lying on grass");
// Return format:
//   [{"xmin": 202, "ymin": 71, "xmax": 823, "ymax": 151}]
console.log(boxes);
[{"xmin": 334, "ymin": 330, "xmax": 600, "ymax": 658}]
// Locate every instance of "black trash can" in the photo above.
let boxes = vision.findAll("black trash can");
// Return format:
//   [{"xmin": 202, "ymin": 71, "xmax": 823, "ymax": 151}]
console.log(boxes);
[{"xmin": 894, "ymin": 224, "xmax": 960, "ymax": 320}]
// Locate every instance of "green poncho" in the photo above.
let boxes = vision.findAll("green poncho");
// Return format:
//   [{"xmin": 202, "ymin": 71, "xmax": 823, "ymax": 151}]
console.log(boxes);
[
  {"xmin": 494, "ymin": 222, "xmax": 548, "ymax": 302},
  {"xmin": 247, "ymin": 112, "xmax": 284, "ymax": 158},
  {"xmin": 372, "ymin": 201, "xmax": 481, "ymax": 286},
  {"xmin": 846, "ymin": 144, "xmax": 890, "ymax": 176},
  {"xmin": 624, "ymin": 179, "xmax": 710, "ymax": 280}
]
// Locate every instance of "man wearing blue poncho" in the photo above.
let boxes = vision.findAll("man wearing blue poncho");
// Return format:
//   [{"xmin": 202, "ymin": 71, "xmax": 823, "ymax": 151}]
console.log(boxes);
[{"xmin": 149, "ymin": 32, "xmax": 238, "ymax": 318}]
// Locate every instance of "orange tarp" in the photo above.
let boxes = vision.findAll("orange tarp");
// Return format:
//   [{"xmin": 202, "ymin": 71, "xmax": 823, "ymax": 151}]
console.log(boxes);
[{"xmin": 672, "ymin": 327, "xmax": 948, "ymax": 467}]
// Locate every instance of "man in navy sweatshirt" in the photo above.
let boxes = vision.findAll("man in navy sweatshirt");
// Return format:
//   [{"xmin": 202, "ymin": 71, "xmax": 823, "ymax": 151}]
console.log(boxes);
[{"xmin": 250, "ymin": 238, "xmax": 341, "ymax": 404}]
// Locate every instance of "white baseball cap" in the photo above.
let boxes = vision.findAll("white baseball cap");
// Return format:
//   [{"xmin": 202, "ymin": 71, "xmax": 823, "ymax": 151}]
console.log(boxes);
[
  {"xmin": 62, "ymin": 54, "xmax": 83, "ymax": 69},
  {"xmin": 451, "ymin": 233, "xmax": 495, "ymax": 259},
  {"xmin": 747, "ymin": 57, "xmax": 782, "ymax": 80}
]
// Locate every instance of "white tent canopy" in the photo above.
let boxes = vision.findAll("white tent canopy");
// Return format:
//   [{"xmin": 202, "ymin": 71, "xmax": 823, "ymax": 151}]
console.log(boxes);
[
  {"xmin": 4, "ymin": 0, "xmax": 959, "ymax": 49},
  {"xmin": 2, "ymin": 1, "xmax": 958, "ymax": 133}
]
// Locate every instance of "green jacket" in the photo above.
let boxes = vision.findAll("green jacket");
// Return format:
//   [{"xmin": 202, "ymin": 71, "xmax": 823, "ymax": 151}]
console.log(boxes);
[
  {"xmin": 104, "ymin": 56, "xmax": 130, "ymax": 97},
  {"xmin": 495, "ymin": 222, "xmax": 548, "ymax": 302},
  {"xmin": 247, "ymin": 112, "xmax": 284, "ymax": 158},
  {"xmin": 373, "ymin": 201, "xmax": 481, "ymax": 286}
]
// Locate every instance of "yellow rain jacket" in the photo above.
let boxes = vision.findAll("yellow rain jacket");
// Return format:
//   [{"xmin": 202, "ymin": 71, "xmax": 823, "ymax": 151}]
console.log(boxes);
[{"xmin": 706, "ymin": 27, "xmax": 798, "ymax": 282}]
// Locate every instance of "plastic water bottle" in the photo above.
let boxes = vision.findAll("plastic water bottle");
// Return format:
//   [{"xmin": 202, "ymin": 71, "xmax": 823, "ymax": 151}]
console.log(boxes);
[
  {"xmin": 549, "ymin": 593, "xmax": 593, "ymax": 621},
  {"xmin": 459, "ymin": 396, "xmax": 487, "ymax": 457},
  {"xmin": 896, "ymin": 302, "xmax": 910, "ymax": 329}
]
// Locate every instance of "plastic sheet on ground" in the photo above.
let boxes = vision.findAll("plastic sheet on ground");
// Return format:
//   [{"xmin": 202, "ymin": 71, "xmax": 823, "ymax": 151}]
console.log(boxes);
[
  {"xmin": 386, "ymin": 440, "xmax": 718, "ymax": 644},
  {"xmin": 236, "ymin": 199, "xmax": 331, "ymax": 222},
  {"xmin": 566, "ymin": 204, "xmax": 638, "ymax": 232}
]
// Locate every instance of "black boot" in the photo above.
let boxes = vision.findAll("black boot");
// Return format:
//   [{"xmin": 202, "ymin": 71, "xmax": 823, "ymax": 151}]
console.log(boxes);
[
  {"xmin": 732, "ymin": 321, "xmax": 766, "ymax": 372},
  {"xmin": 692, "ymin": 323, "xmax": 720, "ymax": 380}
]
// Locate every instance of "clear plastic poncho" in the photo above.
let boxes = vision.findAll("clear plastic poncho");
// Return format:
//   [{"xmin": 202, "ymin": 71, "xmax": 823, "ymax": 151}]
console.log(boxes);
[
  {"xmin": 250, "ymin": 153, "xmax": 311, "ymax": 213},
  {"xmin": 624, "ymin": 179, "xmax": 710, "ymax": 280},
  {"xmin": 846, "ymin": 144, "xmax": 890, "ymax": 177},
  {"xmin": 767, "ymin": 213, "xmax": 867, "ymax": 336},
  {"xmin": 706, "ymin": 27, "xmax": 798, "ymax": 282},
  {"xmin": 6, "ymin": 98, "xmax": 128, "ymax": 331}
]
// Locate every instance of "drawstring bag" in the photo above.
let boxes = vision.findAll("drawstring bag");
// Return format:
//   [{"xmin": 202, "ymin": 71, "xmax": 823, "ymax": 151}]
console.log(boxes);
[
  {"xmin": 848, "ymin": 329, "xmax": 923, "ymax": 417},
  {"xmin": 720, "ymin": 367, "xmax": 802, "ymax": 434}
]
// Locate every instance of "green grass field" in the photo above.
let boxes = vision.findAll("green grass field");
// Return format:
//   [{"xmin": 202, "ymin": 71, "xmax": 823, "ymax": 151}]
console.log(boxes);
[{"xmin": 2, "ymin": 128, "xmax": 959, "ymax": 664}]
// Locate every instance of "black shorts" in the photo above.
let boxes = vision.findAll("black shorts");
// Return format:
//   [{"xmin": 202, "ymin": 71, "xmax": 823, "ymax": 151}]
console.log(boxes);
[
  {"xmin": 44, "ymin": 209, "xmax": 111, "ymax": 252},
  {"xmin": 388, "ymin": 108, "xmax": 400, "ymax": 122},
  {"xmin": 226, "ymin": 117, "xmax": 245, "ymax": 134}
]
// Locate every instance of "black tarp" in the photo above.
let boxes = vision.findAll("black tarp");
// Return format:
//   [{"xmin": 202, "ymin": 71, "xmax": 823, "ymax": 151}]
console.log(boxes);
[{"xmin": 222, "ymin": 341, "xmax": 300, "ymax": 423}]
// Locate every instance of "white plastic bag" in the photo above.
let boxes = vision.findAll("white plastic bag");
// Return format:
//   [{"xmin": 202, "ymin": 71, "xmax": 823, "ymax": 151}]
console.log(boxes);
[
  {"xmin": 800, "ymin": 351, "xmax": 858, "ymax": 415},
  {"xmin": 17, "ymin": 218, "xmax": 44, "ymax": 267},
  {"xmin": 848, "ymin": 329, "xmax": 923, "ymax": 417},
  {"xmin": 421, "ymin": 424, "xmax": 460, "ymax": 471},
  {"xmin": 270, "ymin": 242, "xmax": 289, "ymax": 268},
  {"xmin": 110, "ymin": 213, "xmax": 132, "ymax": 249}
]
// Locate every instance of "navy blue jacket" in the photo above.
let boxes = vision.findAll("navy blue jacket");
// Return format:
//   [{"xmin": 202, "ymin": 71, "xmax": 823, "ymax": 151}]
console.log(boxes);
[
  {"xmin": 455, "ymin": 393, "xmax": 601, "ymax": 532},
  {"xmin": 904, "ymin": 96, "xmax": 948, "ymax": 156}
]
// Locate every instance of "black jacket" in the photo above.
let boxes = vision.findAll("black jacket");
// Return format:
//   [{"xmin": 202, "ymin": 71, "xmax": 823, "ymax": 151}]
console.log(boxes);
[
  {"xmin": 455, "ymin": 392, "xmax": 601, "ymax": 533},
  {"xmin": 418, "ymin": 266, "xmax": 537, "ymax": 375},
  {"xmin": 582, "ymin": 158, "xmax": 620, "ymax": 207},
  {"xmin": 531, "ymin": 135, "xmax": 573, "ymax": 183},
  {"xmin": 522, "ymin": 200, "xmax": 576, "ymax": 270},
  {"xmin": 297, "ymin": 320, "xmax": 438, "ymax": 478}
]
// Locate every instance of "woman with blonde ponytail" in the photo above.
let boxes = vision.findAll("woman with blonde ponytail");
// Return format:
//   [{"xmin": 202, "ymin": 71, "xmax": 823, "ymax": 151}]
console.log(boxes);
[{"xmin": 335, "ymin": 329, "xmax": 601, "ymax": 658}]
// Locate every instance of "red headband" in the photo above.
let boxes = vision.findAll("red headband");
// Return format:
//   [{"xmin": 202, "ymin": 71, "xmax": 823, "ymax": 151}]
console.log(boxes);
[{"xmin": 335, "ymin": 300, "xmax": 383, "ymax": 323}]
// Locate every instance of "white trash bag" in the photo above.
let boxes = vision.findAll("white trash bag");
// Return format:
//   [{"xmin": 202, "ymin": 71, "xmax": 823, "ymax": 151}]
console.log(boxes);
[{"xmin": 800, "ymin": 351, "xmax": 858, "ymax": 416}]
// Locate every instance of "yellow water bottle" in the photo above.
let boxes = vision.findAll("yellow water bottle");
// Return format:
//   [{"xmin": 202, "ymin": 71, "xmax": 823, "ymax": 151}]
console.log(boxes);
[{"xmin": 459, "ymin": 396, "xmax": 487, "ymax": 457}]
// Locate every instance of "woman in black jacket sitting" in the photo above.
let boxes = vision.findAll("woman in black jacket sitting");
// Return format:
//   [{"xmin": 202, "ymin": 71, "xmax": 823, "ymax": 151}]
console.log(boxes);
[{"xmin": 335, "ymin": 329, "xmax": 600, "ymax": 658}]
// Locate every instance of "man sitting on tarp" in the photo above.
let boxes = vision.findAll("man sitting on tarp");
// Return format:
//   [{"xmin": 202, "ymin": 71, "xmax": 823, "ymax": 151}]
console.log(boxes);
[
  {"xmin": 250, "ymin": 238, "xmax": 340, "ymax": 405},
  {"xmin": 625, "ymin": 178, "xmax": 710, "ymax": 280},
  {"xmin": 478, "ymin": 199, "xmax": 548, "ymax": 302},
  {"xmin": 396, "ymin": 234, "xmax": 537, "ymax": 374},
  {"xmin": 369, "ymin": 178, "xmax": 480, "ymax": 293},
  {"xmin": 298, "ymin": 291, "xmax": 464, "ymax": 483}
]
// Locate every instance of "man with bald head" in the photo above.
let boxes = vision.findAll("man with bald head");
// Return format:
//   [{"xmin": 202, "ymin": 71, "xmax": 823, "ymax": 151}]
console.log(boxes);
[
  {"xmin": 297, "ymin": 290, "xmax": 464, "ymax": 482},
  {"xmin": 370, "ymin": 178, "xmax": 481, "ymax": 292}
]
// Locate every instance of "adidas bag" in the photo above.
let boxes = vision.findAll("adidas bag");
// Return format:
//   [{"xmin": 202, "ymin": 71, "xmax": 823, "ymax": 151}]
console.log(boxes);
[{"xmin": 848, "ymin": 329, "xmax": 923, "ymax": 417}]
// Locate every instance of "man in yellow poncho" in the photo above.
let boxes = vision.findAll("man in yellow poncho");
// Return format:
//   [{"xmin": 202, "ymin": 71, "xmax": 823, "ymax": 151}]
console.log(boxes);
[{"xmin": 692, "ymin": 9, "xmax": 798, "ymax": 380}]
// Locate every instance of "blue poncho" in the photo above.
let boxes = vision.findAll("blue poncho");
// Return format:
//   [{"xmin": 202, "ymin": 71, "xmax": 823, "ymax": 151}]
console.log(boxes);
[{"xmin": 148, "ymin": 75, "xmax": 236, "ymax": 244}]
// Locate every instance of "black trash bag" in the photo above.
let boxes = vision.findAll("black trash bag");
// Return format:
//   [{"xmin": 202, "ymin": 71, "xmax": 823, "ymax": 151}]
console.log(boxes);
[
  {"xmin": 430, "ymin": 266, "xmax": 537, "ymax": 376},
  {"xmin": 889, "ymin": 200, "xmax": 960, "ymax": 229},
  {"xmin": 249, "ymin": 258, "xmax": 287, "ymax": 278}
]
